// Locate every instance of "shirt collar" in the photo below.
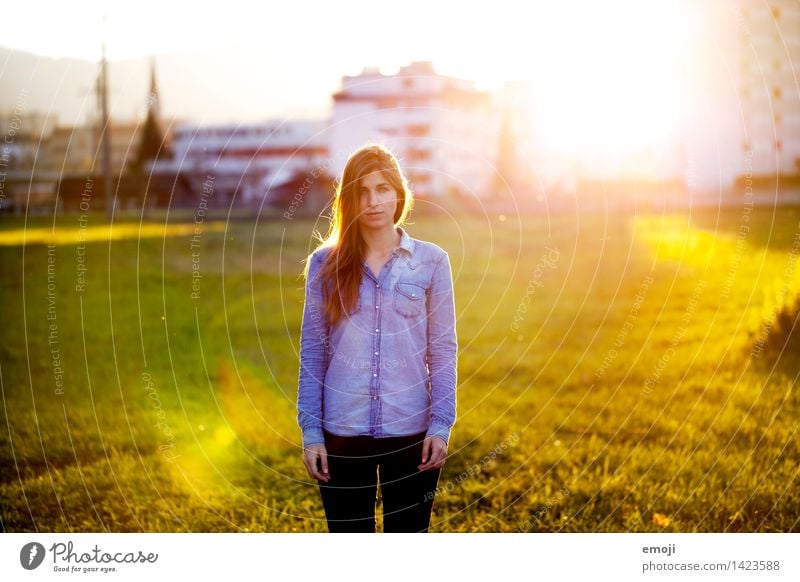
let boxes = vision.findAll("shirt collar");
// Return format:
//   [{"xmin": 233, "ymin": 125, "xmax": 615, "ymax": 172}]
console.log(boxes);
[{"xmin": 395, "ymin": 225, "xmax": 415, "ymax": 257}]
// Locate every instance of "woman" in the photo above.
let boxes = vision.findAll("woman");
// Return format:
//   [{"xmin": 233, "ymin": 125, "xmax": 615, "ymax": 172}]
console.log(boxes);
[{"xmin": 297, "ymin": 143, "xmax": 458, "ymax": 533}]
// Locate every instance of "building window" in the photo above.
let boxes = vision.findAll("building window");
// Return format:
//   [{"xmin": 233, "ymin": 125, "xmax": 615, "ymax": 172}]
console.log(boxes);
[
  {"xmin": 409, "ymin": 172, "xmax": 430, "ymax": 183},
  {"xmin": 407, "ymin": 124, "xmax": 430, "ymax": 137},
  {"xmin": 407, "ymin": 147, "xmax": 430, "ymax": 162}
]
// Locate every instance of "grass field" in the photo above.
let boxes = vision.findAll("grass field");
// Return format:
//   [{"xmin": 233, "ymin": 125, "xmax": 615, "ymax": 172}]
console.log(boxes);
[{"xmin": 1, "ymin": 205, "xmax": 799, "ymax": 532}]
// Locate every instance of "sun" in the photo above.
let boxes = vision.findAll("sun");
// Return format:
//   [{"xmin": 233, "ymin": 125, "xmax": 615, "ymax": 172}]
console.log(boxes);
[
  {"xmin": 431, "ymin": 0, "xmax": 694, "ymax": 169},
  {"xmin": 530, "ymin": 1, "xmax": 691, "ymax": 159}
]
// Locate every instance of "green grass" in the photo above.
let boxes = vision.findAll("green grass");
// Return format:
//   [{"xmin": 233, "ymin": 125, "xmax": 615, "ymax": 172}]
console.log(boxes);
[{"xmin": 1, "ymin": 206, "xmax": 798, "ymax": 532}]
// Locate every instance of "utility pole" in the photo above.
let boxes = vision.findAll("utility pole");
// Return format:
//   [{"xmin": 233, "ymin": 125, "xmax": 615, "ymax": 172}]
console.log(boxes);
[{"xmin": 99, "ymin": 16, "xmax": 113, "ymax": 221}]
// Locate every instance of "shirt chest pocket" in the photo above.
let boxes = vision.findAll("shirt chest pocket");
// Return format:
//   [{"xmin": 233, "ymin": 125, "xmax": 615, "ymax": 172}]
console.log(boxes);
[{"xmin": 393, "ymin": 281, "xmax": 426, "ymax": 318}]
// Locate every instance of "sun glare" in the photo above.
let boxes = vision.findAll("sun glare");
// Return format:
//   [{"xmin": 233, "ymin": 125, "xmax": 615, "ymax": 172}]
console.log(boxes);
[
  {"xmin": 420, "ymin": 0, "xmax": 695, "ymax": 175},
  {"xmin": 526, "ymin": 1, "xmax": 691, "ymax": 160}
]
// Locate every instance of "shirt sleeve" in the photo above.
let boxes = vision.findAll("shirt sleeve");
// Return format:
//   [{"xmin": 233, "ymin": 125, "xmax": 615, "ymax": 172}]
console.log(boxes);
[
  {"xmin": 425, "ymin": 251, "xmax": 458, "ymax": 445},
  {"xmin": 297, "ymin": 252, "xmax": 328, "ymax": 448}
]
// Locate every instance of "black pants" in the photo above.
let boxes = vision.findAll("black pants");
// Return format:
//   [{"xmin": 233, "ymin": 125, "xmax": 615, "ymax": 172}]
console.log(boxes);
[{"xmin": 317, "ymin": 428, "xmax": 442, "ymax": 533}]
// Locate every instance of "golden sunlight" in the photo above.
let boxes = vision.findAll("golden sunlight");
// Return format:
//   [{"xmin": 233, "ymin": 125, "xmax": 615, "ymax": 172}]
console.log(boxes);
[{"xmin": 0, "ymin": 222, "xmax": 228, "ymax": 246}]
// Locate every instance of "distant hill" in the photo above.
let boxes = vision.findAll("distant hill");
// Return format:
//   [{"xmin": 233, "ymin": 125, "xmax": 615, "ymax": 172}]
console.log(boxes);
[
  {"xmin": 0, "ymin": 46, "xmax": 154, "ymax": 126},
  {"xmin": 0, "ymin": 45, "xmax": 333, "ymax": 128}
]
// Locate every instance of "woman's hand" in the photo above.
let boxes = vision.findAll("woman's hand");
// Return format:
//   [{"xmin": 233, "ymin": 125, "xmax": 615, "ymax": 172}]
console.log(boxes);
[
  {"xmin": 418, "ymin": 436, "xmax": 447, "ymax": 471},
  {"xmin": 303, "ymin": 443, "xmax": 330, "ymax": 482}
]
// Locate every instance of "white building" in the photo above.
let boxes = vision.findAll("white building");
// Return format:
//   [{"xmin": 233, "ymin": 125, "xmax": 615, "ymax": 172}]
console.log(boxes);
[
  {"xmin": 156, "ymin": 119, "xmax": 329, "ymax": 204},
  {"xmin": 329, "ymin": 61, "xmax": 501, "ymax": 200},
  {"xmin": 738, "ymin": 0, "xmax": 800, "ymax": 177}
]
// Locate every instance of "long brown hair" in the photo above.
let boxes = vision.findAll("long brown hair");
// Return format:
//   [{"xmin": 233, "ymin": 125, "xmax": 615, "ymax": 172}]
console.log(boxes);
[{"xmin": 304, "ymin": 143, "xmax": 415, "ymax": 328}]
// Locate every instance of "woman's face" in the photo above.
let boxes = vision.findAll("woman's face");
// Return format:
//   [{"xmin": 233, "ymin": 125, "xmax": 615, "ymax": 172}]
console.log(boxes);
[{"xmin": 357, "ymin": 170, "xmax": 398, "ymax": 232}]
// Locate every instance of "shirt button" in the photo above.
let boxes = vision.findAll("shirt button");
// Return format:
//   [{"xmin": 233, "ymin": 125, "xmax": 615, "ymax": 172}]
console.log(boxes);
[
  {"xmin": 374, "ymin": 351, "xmax": 378, "ymax": 355},
  {"xmin": 375, "ymin": 305, "xmax": 379, "ymax": 309},
  {"xmin": 372, "ymin": 395, "xmax": 378, "ymax": 400},
  {"xmin": 375, "ymin": 284, "xmax": 379, "ymax": 288},
  {"xmin": 373, "ymin": 373, "xmax": 377, "ymax": 377},
  {"xmin": 375, "ymin": 328, "xmax": 379, "ymax": 332}
]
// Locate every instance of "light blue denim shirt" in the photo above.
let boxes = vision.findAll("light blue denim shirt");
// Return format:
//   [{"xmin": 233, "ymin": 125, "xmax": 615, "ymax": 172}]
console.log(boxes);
[{"xmin": 297, "ymin": 225, "xmax": 458, "ymax": 448}]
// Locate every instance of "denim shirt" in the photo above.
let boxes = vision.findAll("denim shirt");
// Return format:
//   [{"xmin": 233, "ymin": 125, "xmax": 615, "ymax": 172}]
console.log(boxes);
[{"xmin": 297, "ymin": 226, "xmax": 458, "ymax": 448}]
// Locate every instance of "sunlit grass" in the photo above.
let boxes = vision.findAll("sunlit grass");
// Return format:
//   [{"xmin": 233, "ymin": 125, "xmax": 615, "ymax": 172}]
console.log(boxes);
[
  {"xmin": 0, "ymin": 221, "xmax": 228, "ymax": 246},
  {"xmin": 1, "ymin": 206, "xmax": 798, "ymax": 532}
]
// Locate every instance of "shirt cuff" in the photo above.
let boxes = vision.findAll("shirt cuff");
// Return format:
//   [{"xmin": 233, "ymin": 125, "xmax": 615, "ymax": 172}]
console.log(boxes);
[
  {"xmin": 426, "ymin": 420, "xmax": 452, "ymax": 446},
  {"xmin": 301, "ymin": 426, "xmax": 325, "ymax": 448}
]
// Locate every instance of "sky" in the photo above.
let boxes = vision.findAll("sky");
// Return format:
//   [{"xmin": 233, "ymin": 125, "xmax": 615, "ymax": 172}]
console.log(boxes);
[
  {"xmin": 4, "ymin": 0, "xmax": 701, "ymax": 91},
  {"xmin": 1, "ymin": 0, "xmax": 747, "ymax": 186}
]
